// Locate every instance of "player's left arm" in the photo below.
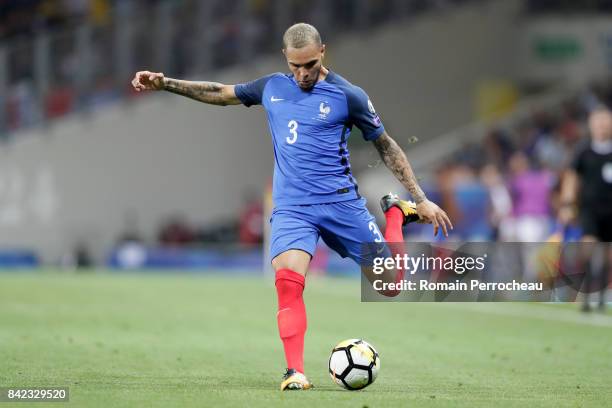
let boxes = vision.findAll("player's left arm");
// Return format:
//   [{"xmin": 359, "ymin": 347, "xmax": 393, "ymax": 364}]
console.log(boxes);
[{"xmin": 373, "ymin": 131, "xmax": 453, "ymax": 236}]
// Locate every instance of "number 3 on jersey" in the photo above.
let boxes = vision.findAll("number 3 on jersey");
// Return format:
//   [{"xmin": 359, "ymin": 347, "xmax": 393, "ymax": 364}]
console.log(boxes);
[{"xmin": 287, "ymin": 120, "xmax": 298, "ymax": 144}]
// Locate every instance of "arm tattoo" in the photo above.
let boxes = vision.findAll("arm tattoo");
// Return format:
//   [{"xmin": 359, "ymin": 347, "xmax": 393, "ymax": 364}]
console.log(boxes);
[
  {"xmin": 163, "ymin": 78, "xmax": 229, "ymax": 105},
  {"xmin": 373, "ymin": 132, "xmax": 427, "ymax": 203}
]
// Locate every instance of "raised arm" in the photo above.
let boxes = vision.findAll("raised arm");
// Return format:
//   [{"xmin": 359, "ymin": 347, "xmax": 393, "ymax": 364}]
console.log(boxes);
[
  {"xmin": 131, "ymin": 71, "xmax": 241, "ymax": 106},
  {"xmin": 373, "ymin": 131, "xmax": 453, "ymax": 236}
]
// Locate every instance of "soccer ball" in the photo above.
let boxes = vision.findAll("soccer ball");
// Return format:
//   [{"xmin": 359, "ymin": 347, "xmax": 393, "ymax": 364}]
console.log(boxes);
[{"xmin": 328, "ymin": 339, "xmax": 380, "ymax": 390}]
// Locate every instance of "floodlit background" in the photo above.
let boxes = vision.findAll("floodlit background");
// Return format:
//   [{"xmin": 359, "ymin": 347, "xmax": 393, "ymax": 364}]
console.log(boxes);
[
  {"xmin": 1, "ymin": 0, "xmax": 611, "ymax": 271},
  {"xmin": 0, "ymin": 2, "xmax": 611, "ymax": 406},
  {"xmin": 0, "ymin": 0, "xmax": 609, "ymax": 270}
]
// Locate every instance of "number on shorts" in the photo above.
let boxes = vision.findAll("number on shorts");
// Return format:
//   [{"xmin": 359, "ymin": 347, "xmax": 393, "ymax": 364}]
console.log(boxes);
[{"xmin": 369, "ymin": 221, "xmax": 383, "ymax": 243}]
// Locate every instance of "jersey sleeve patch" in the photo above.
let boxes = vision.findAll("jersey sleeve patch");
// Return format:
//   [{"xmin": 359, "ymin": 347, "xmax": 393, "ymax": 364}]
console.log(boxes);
[
  {"xmin": 345, "ymin": 85, "xmax": 385, "ymax": 141},
  {"xmin": 235, "ymin": 73, "xmax": 278, "ymax": 107}
]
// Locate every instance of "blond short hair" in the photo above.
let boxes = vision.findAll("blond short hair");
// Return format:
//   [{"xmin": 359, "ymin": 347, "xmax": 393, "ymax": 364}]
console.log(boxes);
[{"xmin": 283, "ymin": 23, "xmax": 322, "ymax": 49}]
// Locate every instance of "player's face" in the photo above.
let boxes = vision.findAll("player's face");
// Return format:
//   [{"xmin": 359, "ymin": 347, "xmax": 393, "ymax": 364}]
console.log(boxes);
[
  {"xmin": 283, "ymin": 43, "xmax": 325, "ymax": 90},
  {"xmin": 589, "ymin": 110, "xmax": 612, "ymax": 141}
]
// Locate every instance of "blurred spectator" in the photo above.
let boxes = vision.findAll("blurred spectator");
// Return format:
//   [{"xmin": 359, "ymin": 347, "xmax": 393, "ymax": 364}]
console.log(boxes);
[
  {"xmin": 45, "ymin": 86, "xmax": 74, "ymax": 118},
  {"xmin": 198, "ymin": 219, "xmax": 239, "ymax": 244},
  {"xmin": 60, "ymin": 241, "xmax": 93, "ymax": 269},
  {"xmin": 559, "ymin": 107, "xmax": 612, "ymax": 311},
  {"xmin": 526, "ymin": 0, "xmax": 612, "ymax": 13},
  {"xmin": 63, "ymin": 0, "xmax": 89, "ymax": 20},
  {"xmin": 39, "ymin": 0, "xmax": 66, "ymax": 30},
  {"xmin": 0, "ymin": 0, "xmax": 459, "ymax": 137},
  {"xmin": 557, "ymin": 108, "xmax": 582, "ymax": 146},
  {"xmin": 1, "ymin": 1, "xmax": 39, "ymax": 40},
  {"xmin": 533, "ymin": 126, "xmax": 568, "ymax": 171},
  {"xmin": 507, "ymin": 151, "xmax": 554, "ymax": 242},
  {"xmin": 158, "ymin": 215, "xmax": 196, "ymax": 247},
  {"xmin": 238, "ymin": 191, "xmax": 264, "ymax": 246},
  {"xmin": 7, "ymin": 80, "xmax": 39, "ymax": 129},
  {"xmin": 89, "ymin": 0, "xmax": 110, "ymax": 26},
  {"xmin": 426, "ymin": 81, "xmax": 612, "ymax": 247},
  {"xmin": 516, "ymin": 122, "xmax": 539, "ymax": 157},
  {"xmin": 483, "ymin": 129, "xmax": 514, "ymax": 169},
  {"xmin": 435, "ymin": 164, "xmax": 492, "ymax": 240},
  {"xmin": 480, "ymin": 163, "xmax": 512, "ymax": 240}
]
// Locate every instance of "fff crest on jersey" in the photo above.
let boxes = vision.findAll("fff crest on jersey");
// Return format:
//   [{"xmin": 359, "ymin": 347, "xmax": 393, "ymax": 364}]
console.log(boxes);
[
  {"xmin": 367, "ymin": 99, "xmax": 376, "ymax": 114},
  {"xmin": 368, "ymin": 99, "xmax": 382, "ymax": 127},
  {"xmin": 318, "ymin": 101, "xmax": 332, "ymax": 120}
]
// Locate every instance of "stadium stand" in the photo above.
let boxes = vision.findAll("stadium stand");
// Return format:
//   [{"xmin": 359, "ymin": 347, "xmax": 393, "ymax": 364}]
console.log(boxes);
[
  {"xmin": 1, "ymin": 0, "xmax": 610, "ymax": 272},
  {"xmin": 387, "ymin": 82, "xmax": 612, "ymax": 242},
  {"xmin": 0, "ymin": 0, "xmax": 478, "ymax": 139}
]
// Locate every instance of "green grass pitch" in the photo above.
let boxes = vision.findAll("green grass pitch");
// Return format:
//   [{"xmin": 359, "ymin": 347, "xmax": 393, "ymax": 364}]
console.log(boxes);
[{"xmin": 0, "ymin": 271, "xmax": 611, "ymax": 407}]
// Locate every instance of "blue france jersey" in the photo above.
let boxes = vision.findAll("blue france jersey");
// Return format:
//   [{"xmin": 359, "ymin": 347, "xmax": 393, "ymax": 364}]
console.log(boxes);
[{"xmin": 235, "ymin": 71, "xmax": 385, "ymax": 206}]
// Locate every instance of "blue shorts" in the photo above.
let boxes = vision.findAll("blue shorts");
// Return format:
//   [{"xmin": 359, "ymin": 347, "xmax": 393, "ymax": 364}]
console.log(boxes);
[{"xmin": 270, "ymin": 198, "xmax": 388, "ymax": 266}]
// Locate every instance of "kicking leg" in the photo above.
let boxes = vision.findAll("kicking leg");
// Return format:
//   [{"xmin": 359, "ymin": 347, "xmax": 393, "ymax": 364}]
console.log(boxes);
[{"xmin": 361, "ymin": 194, "xmax": 421, "ymax": 296}]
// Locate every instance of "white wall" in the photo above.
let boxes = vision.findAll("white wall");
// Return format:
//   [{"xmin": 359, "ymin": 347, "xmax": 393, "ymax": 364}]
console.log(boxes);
[
  {"xmin": 329, "ymin": 0, "xmax": 520, "ymax": 140},
  {"xmin": 0, "ymin": 0, "xmax": 522, "ymax": 263},
  {"xmin": 516, "ymin": 16, "xmax": 612, "ymax": 86},
  {"xmin": 0, "ymin": 65, "xmax": 278, "ymax": 263}
]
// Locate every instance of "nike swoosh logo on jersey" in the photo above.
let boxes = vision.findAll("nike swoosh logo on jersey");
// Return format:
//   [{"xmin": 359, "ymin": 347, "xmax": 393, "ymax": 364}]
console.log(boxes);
[{"xmin": 270, "ymin": 96, "xmax": 284, "ymax": 102}]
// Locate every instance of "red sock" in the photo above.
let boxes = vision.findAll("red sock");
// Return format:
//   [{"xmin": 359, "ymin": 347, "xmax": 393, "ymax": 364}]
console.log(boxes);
[
  {"xmin": 275, "ymin": 269, "xmax": 307, "ymax": 374},
  {"xmin": 384, "ymin": 206, "xmax": 404, "ymax": 243},
  {"xmin": 384, "ymin": 207, "xmax": 405, "ymax": 285}
]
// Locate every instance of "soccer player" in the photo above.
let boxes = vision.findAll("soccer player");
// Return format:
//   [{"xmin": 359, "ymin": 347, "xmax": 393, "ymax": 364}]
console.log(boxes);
[
  {"xmin": 560, "ymin": 107, "xmax": 612, "ymax": 312},
  {"xmin": 131, "ymin": 23, "xmax": 452, "ymax": 390}
]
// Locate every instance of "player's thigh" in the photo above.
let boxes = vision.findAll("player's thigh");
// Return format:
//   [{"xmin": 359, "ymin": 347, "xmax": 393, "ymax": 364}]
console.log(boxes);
[
  {"xmin": 270, "ymin": 207, "xmax": 319, "ymax": 276},
  {"xmin": 319, "ymin": 199, "xmax": 387, "ymax": 267}
]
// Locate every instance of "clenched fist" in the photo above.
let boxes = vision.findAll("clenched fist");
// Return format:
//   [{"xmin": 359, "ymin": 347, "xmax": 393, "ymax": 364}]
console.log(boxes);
[{"xmin": 131, "ymin": 71, "xmax": 165, "ymax": 91}]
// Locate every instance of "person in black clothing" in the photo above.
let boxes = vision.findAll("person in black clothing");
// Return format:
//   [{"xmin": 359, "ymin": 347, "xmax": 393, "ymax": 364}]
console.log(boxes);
[{"xmin": 560, "ymin": 107, "xmax": 612, "ymax": 312}]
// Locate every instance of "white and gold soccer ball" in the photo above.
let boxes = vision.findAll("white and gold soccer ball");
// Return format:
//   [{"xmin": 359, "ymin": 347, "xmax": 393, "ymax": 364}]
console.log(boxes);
[{"xmin": 328, "ymin": 339, "xmax": 380, "ymax": 390}]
